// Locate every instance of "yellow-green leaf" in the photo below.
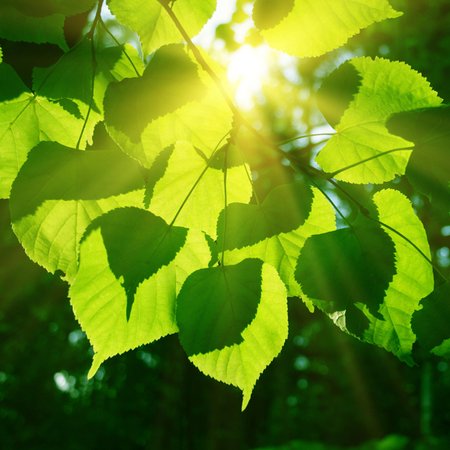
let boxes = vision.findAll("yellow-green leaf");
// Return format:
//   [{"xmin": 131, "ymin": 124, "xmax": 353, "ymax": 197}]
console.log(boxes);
[{"xmin": 255, "ymin": 0, "xmax": 401, "ymax": 58}]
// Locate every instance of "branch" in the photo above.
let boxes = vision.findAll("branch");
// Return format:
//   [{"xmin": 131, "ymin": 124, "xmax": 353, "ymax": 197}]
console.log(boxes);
[
  {"xmin": 76, "ymin": 0, "xmax": 104, "ymax": 149},
  {"xmin": 159, "ymin": 0, "xmax": 238, "ymax": 117},
  {"xmin": 158, "ymin": 1, "xmax": 446, "ymax": 279}
]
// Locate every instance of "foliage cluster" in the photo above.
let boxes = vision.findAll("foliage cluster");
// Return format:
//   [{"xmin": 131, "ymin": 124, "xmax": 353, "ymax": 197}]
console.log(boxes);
[{"xmin": 0, "ymin": 0, "xmax": 448, "ymax": 409}]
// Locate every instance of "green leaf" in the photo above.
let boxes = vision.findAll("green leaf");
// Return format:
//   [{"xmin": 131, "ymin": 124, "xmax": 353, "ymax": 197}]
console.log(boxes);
[
  {"xmin": 0, "ymin": 92, "xmax": 94, "ymax": 198},
  {"xmin": 0, "ymin": 42, "xmax": 142, "ymax": 200},
  {"xmin": 107, "ymin": 0, "xmax": 217, "ymax": 55},
  {"xmin": 359, "ymin": 189, "xmax": 435, "ymax": 361},
  {"xmin": 188, "ymin": 263, "xmax": 288, "ymax": 410},
  {"xmin": 4, "ymin": 0, "xmax": 96, "ymax": 17},
  {"xmin": 34, "ymin": 41, "xmax": 144, "ymax": 112},
  {"xmin": 208, "ymin": 142, "xmax": 247, "ymax": 170},
  {"xmin": 295, "ymin": 190, "xmax": 434, "ymax": 361},
  {"xmin": 253, "ymin": 0, "xmax": 294, "ymax": 30},
  {"xmin": 104, "ymin": 44, "xmax": 206, "ymax": 167},
  {"xmin": 32, "ymin": 41, "xmax": 144, "ymax": 146},
  {"xmin": 69, "ymin": 208, "xmax": 210, "ymax": 377},
  {"xmin": 223, "ymin": 188, "xmax": 336, "ymax": 300},
  {"xmin": 0, "ymin": 5, "xmax": 67, "ymax": 50},
  {"xmin": 296, "ymin": 223, "xmax": 396, "ymax": 323},
  {"xmin": 34, "ymin": 39, "xmax": 99, "ymax": 107},
  {"xmin": 387, "ymin": 105, "xmax": 450, "ymax": 208},
  {"xmin": 0, "ymin": 63, "xmax": 28, "ymax": 102},
  {"xmin": 316, "ymin": 57, "xmax": 442, "ymax": 184},
  {"xmin": 139, "ymin": 48, "xmax": 233, "ymax": 163},
  {"xmin": 217, "ymin": 181, "xmax": 313, "ymax": 251},
  {"xmin": 147, "ymin": 141, "xmax": 252, "ymax": 238},
  {"xmin": 177, "ymin": 259, "xmax": 264, "ymax": 355},
  {"xmin": 10, "ymin": 142, "xmax": 145, "ymax": 280},
  {"xmin": 254, "ymin": 0, "xmax": 401, "ymax": 58},
  {"xmin": 97, "ymin": 208, "xmax": 188, "ymax": 319},
  {"xmin": 316, "ymin": 62, "xmax": 361, "ymax": 129},
  {"xmin": 412, "ymin": 283, "xmax": 450, "ymax": 356},
  {"xmin": 140, "ymin": 81, "xmax": 233, "ymax": 161}
]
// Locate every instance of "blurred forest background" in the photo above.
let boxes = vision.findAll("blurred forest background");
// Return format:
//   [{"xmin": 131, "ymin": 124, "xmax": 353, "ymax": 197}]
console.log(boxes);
[{"xmin": 1, "ymin": 0, "xmax": 449, "ymax": 449}]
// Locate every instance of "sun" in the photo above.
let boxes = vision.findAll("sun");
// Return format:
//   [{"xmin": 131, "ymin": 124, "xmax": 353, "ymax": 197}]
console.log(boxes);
[
  {"xmin": 226, "ymin": 44, "xmax": 274, "ymax": 109},
  {"xmin": 193, "ymin": 1, "xmax": 279, "ymax": 110}
]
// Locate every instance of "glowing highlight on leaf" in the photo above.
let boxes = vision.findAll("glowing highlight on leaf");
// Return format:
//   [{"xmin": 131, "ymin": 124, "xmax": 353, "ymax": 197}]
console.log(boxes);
[
  {"xmin": 316, "ymin": 57, "xmax": 442, "ymax": 184},
  {"xmin": 189, "ymin": 263, "xmax": 288, "ymax": 410},
  {"xmin": 256, "ymin": 0, "xmax": 402, "ymax": 58}
]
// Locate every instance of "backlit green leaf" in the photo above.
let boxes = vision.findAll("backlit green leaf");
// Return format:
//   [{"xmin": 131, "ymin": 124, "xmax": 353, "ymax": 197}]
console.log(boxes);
[
  {"xmin": 0, "ymin": 92, "xmax": 94, "ymax": 198},
  {"xmin": 177, "ymin": 259, "xmax": 264, "ymax": 355},
  {"xmin": 147, "ymin": 141, "xmax": 252, "ymax": 238},
  {"xmin": 107, "ymin": 0, "xmax": 216, "ymax": 55},
  {"xmin": 224, "ymin": 188, "xmax": 336, "ymax": 300},
  {"xmin": 296, "ymin": 223, "xmax": 396, "ymax": 324},
  {"xmin": 295, "ymin": 190, "xmax": 434, "ymax": 361},
  {"xmin": 140, "ymin": 82, "xmax": 233, "ymax": 160},
  {"xmin": 104, "ymin": 44, "xmax": 206, "ymax": 167},
  {"xmin": 316, "ymin": 57, "xmax": 442, "ymax": 183},
  {"xmin": 69, "ymin": 208, "xmax": 210, "ymax": 377},
  {"xmin": 97, "ymin": 208, "xmax": 187, "ymax": 318},
  {"xmin": 360, "ymin": 189, "xmax": 434, "ymax": 361},
  {"xmin": 217, "ymin": 181, "xmax": 313, "ymax": 251},
  {"xmin": 10, "ymin": 142, "xmax": 145, "ymax": 280},
  {"xmin": 0, "ymin": 5, "xmax": 67, "ymax": 49},
  {"xmin": 189, "ymin": 263, "xmax": 288, "ymax": 410},
  {"xmin": 34, "ymin": 41, "xmax": 144, "ymax": 112},
  {"xmin": 254, "ymin": 0, "xmax": 401, "ymax": 58}
]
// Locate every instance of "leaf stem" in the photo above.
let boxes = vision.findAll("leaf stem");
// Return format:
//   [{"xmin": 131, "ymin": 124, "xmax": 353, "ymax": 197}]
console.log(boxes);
[
  {"xmin": 76, "ymin": 0, "xmax": 104, "ymax": 149},
  {"xmin": 289, "ymin": 162, "xmax": 352, "ymax": 228},
  {"xmin": 278, "ymin": 132, "xmax": 335, "ymax": 146},
  {"xmin": 168, "ymin": 132, "xmax": 231, "ymax": 229},
  {"xmin": 145, "ymin": 132, "xmax": 231, "ymax": 281},
  {"xmin": 1, "ymin": 37, "xmax": 89, "ymax": 145},
  {"xmin": 160, "ymin": 2, "xmax": 445, "ymax": 281},
  {"xmin": 326, "ymin": 178, "xmax": 447, "ymax": 282},
  {"xmin": 221, "ymin": 145, "xmax": 229, "ymax": 266},
  {"xmin": 241, "ymin": 158, "xmax": 261, "ymax": 206},
  {"xmin": 99, "ymin": 19, "xmax": 143, "ymax": 77},
  {"xmin": 158, "ymin": 0, "xmax": 238, "ymax": 117},
  {"xmin": 326, "ymin": 146, "xmax": 414, "ymax": 179},
  {"xmin": 87, "ymin": 0, "xmax": 104, "ymax": 38}
]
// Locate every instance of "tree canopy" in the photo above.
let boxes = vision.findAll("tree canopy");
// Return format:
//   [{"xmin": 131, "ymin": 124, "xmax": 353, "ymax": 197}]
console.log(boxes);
[{"xmin": 0, "ymin": 0, "xmax": 449, "ymax": 426}]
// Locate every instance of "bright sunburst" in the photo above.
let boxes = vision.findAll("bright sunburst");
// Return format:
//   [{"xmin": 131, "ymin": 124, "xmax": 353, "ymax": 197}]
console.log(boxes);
[{"xmin": 226, "ymin": 44, "xmax": 273, "ymax": 109}]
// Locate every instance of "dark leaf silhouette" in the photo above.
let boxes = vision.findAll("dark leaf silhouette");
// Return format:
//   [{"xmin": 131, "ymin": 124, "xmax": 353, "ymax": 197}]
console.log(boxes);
[
  {"xmin": 10, "ymin": 142, "xmax": 145, "ymax": 220},
  {"xmin": 93, "ymin": 208, "xmax": 188, "ymax": 319},
  {"xmin": 177, "ymin": 259, "xmax": 263, "ymax": 355},
  {"xmin": 296, "ymin": 225, "xmax": 396, "ymax": 320},
  {"xmin": 388, "ymin": 105, "xmax": 450, "ymax": 208},
  {"xmin": 217, "ymin": 181, "xmax": 313, "ymax": 251},
  {"xmin": 253, "ymin": 0, "xmax": 295, "ymax": 30},
  {"xmin": 104, "ymin": 44, "xmax": 205, "ymax": 142}
]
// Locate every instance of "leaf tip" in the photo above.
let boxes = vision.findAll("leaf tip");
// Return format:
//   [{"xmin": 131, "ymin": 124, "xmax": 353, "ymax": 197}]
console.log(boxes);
[
  {"xmin": 241, "ymin": 387, "xmax": 254, "ymax": 411},
  {"xmin": 87, "ymin": 354, "xmax": 104, "ymax": 379}
]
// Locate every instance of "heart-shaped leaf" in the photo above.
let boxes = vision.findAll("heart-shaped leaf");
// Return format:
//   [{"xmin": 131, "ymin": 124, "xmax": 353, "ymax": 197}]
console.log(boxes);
[
  {"xmin": 217, "ymin": 181, "xmax": 313, "ymax": 251},
  {"xmin": 177, "ymin": 258, "xmax": 264, "ymax": 356}
]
